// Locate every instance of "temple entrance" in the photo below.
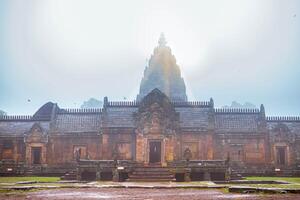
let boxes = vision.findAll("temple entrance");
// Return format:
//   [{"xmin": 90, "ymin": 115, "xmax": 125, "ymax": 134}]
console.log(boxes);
[
  {"xmin": 149, "ymin": 141, "xmax": 161, "ymax": 164},
  {"xmin": 276, "ymin": 147, "xmax": 286, "ymax": 165},
  {"xmin": 32, "ymin": 147, "xmax": 41, "ymax": 164}
]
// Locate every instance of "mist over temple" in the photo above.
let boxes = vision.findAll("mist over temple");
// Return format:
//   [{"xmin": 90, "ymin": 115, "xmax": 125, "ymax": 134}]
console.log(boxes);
[{"xmin": 0, "ymin": 35, "xmax": 300, "ymax": 182}]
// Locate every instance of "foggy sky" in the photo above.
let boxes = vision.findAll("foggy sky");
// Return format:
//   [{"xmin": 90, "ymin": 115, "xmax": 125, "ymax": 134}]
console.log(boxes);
[{"xmin": 0, "ymin": 0, "xmax": 299, "ymax": 116}]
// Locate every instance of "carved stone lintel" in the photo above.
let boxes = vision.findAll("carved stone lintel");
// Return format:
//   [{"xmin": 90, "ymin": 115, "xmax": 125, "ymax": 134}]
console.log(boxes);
[
  {"xmin": 270, "ymin": 123, "xmax": 295, "ymax": 144},
  {"xmin": 24, "ymin": 123, "xmax": 48, "ymax": 143},
  {"xmin": 134, "ymin": 89, "xmax": 180, "ymax": 135}
]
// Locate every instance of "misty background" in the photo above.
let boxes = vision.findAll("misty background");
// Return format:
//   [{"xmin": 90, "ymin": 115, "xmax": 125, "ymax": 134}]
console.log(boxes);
[{"xmin": 0, "ymin": 0, "xmax": 299, "ymax": 116}]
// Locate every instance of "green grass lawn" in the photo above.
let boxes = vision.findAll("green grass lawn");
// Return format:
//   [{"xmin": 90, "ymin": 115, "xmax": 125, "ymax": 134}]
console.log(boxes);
[
  {"xmin": 245, "ymin": 176, "xmax": 300, "ymax": 184},
  {"xmin": 224, "ymin": 177, "xmax": 300, "ymax": 189},
  {"xmin": 230, "ymin": 183, "xmax": 300, "ymax": 189},
  {"xmin": 0, "ymin": 176, "xmax": 60, "ymax": 183}
]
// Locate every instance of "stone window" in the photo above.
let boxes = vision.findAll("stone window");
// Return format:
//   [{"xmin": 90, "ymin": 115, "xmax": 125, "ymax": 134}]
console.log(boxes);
[
  {"xmin": 255, "ymin": 140, "xmax": 260, "ymax": 152},
  {"xmin": 73, "ymin": 145, "xmax": 87, "ymax": 160},
  {"xmin": 182, "ymin": 143, "xmax": 198, "ymax": 160},
  {"xmin": 17, "ymin": 141, "xmax": 24, "ymax": 154},
  {"xmin": 3, "ymin": 140, "xmax": 13, "ymax": 149},
  {"xmin": 117, "ymin": 143, "xmax": 131, "ymax": 160},
  {"xmin": 230, "ymin": 145, "xmax": 243, "ymax": 162},
  {"xmin": 2, "ymin": 140, "xmax": 13, "ymax": 159}
]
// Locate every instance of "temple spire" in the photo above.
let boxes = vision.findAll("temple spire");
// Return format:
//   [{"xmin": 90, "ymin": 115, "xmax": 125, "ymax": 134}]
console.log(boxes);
[
  {"xmin": 137, "ymin": 34, "xmax": 187, "ymax": 102},
  {"xmin": 158, "ymin": 33, "xmax": 167, "ymax": 46}
]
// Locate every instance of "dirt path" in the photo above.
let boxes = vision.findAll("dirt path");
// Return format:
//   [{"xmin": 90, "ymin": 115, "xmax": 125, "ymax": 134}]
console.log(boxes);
[{"xmin": 1, "ymin": 188, "xmax": 300, "ymax": 200}]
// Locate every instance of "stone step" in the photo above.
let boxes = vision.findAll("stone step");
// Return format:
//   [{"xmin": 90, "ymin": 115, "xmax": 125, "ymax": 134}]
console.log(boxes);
[
  {"xmin": 133, "ymin": 168, "xmax": 171, "ymax": 172},
  {"xmin": 61, "ymin": 171, "xmax": 77, "ymax": 180},
  {"xmin": 132, "ymin": 171, "xmax": 172, "ymax": 175},
  {"xmin": 128, "ymin": 166, "xmax": 175, "ymax": 182},
  {"xmin": 127, "ymin": 178, "xmax": 175, "ymax": 182},
  {"xmin": 129, "ymin": 176, "xmax": 174, "ymax": 180}
]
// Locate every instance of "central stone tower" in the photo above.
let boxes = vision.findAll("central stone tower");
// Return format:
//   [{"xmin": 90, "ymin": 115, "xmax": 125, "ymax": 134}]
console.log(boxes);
[{"xmin": 137, "ymin": 33, "xmax": 188, "ymax": 102}]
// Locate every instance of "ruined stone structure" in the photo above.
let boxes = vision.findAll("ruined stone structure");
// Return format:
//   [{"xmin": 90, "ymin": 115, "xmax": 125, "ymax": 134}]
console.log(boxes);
[{"xmin": 1, "ymin": 35, "xmax": 300, "ymax": 181}]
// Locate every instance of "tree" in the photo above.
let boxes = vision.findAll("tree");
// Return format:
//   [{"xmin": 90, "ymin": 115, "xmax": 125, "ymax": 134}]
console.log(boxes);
[
  {"xmin": 81, "ymin": 98, "xmax": 103, "ymax": 108},
  {"xmin": 223, "ymin": 101, "xmax": 256, "ymax": 108}
]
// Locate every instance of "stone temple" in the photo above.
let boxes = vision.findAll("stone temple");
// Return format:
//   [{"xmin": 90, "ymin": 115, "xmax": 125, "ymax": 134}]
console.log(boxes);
[{"xmin": 0, "ymin": 34, "xmax": 300, "ymax": 181}]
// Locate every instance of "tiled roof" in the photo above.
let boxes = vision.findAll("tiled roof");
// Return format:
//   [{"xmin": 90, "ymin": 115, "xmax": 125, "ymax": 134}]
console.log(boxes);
[
  {"xmin": 0, "ymin": 121, "xmax": 50, "ymax": 136},
  {"xmin": 52, "ymin": 113, "xmax": 102, "ymax": 133},
  {"xmin": 267, "ymin": 121, "xmax": 300, "ymax": 135},
  {"xmin": 104, "ymin": 107, "xmax": 138, "ymax": 127},
  {"xmin": 215, "ymin": 113, "xmax": 259, "ymax": 132},
  {"xmin": 175, "ymin": 107, "xmax": 210, "ymax": 128}
]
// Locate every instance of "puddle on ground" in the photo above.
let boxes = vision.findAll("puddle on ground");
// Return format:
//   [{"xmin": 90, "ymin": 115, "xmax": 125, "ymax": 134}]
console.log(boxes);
[
  {"xmin": 22, "ymin": 188, "xmax": 298, "ymax": 200},
  {"xmin": 33, "ymin": 191, "xmax": 124, "ymax": 199}
]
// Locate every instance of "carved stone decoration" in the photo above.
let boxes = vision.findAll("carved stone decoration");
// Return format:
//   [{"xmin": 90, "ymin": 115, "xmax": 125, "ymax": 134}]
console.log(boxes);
[
  {"xmin": 24, "ymin": 123, "xmax": 48, "ymax": 165},
  {"xmin": 24, "ymin": 123, "xmax": 48, "ymax": 143},
  {"xmin": 134, "ymin": 88, "xmax": 180, "ymax": 135},
  {"xmin": 183, "ymin": 147, "xmax": 192, "ymax": 162},
  {"xmin": 270, "ymin": 123, "xmax": 295, "ymax": 144}
]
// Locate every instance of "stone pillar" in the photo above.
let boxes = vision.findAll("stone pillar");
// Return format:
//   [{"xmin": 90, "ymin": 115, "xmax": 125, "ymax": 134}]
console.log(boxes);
[
  {"xmin": 203, "ymin": 171, "xmax": 211, "ymax": 181},
  {"xmin": 96, "ymin": 164, "xmax": 101, "ymax": 181},
  {"xmin": 135, "ymin": 133, "xmax": 145, "ymax": 163},
  {"xmin": 112, "ymin": 168, "xmax": 120, "ymax": 182},
  {"xmin": 225, "ymin": 167, "xmax": 231, "ymax": 181},
  {"xmin": 76, "ymin": 166, "xmax": 81, "ymax": 181},
  {"xmin": 184, "ymin": 170, "xmax": 191, "ymax": 182}
]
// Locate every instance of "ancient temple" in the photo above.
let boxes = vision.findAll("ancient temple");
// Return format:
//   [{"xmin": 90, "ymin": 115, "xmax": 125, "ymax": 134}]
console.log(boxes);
[{"xmin": 0, "ymin": 35, "xmax": 300, "ymax": 181}]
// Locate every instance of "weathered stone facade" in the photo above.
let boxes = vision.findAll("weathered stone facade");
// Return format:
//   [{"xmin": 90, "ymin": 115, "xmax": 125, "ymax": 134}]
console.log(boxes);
[{"xmin": 0, "ymin": 35, "xmax": 300, "ymax": 180}]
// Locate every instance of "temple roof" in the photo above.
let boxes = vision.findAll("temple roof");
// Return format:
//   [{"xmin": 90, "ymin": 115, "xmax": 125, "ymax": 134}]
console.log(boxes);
[
  {"xmin": 52, "ymin": 112, "xmax": 102, "ymax": 133},
  {"xmin": 1, "ymin": 104, "xmax": 300, "ymax": 135},
  {"xmin": 215, "ymin": 112, "xmax": 260, "ymax": 133},
  {"xmin": 0, "ymin": 121, "xmax": 50, "ymax": 136},
  {"xmin": 175, "ymin": 107, "xmax": 211, "ymax": 129},
  {"xmin": 104, "ymin": 107, "xmax": 138, "ymax": 128},
  {"xmin": 49, "ymin": 108, "xmax": 102, "ymax": 133}
]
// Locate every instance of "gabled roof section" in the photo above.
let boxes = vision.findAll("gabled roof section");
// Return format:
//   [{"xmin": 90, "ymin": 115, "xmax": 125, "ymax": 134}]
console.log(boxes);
[
  {"xmin": 0, "ymin": 121, "xmax": 50, "ymax": 136},
  {"xmin": 103, "ymin": 107, "xmax": 138, "ymax": 128},
  {"xmin": 215, "ymin": 108, "xmax": 261, "ymax": 133},
  {"xmin": 33, "ymin": 102, "xmax": 59, "ymax": 120},
  {"xmin": 175, "ymin": 107, "xmax": 211, "ymax": 129},
  {"xmin": 267, "ymin": 116, "xmax": 300, "ymax": 136},
  {"xmin": 138, "ymin": 88, "xmax": 174, "ymax": 113},
  {"xmin": 52, "ymin": 108, "xmax": 102, "ymax": 133}
]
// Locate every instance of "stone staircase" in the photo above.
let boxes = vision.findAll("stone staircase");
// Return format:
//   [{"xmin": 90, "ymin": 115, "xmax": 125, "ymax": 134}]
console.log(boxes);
[
  {"xmin": 61, "ymin": 170, "xmax": 77, "ymax": 180},
  {"xmin": 230, "ymin": 169, "xmax": 244, "ymax": 180},
  {"xmin": 128, "ymin": 166, "xmax": 175, "ymax": 182},
  {"xmin": 275, "ymin": 168, "xmax": 296, "ymax": 177},
  {"xmin": 25, "ymin": 165, "xmax": 42, "ymax": 175}
]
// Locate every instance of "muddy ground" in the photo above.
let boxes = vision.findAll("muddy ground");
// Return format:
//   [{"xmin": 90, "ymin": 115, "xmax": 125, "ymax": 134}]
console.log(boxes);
[{"xmin": 1, "ymin": 188, "xmax": 300, "ymax": 200}]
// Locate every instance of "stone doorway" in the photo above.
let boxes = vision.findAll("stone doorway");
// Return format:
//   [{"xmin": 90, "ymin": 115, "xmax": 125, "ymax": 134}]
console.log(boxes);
[
  {"xmin": 276, "ymin": 146, "xmax": 286, "ymax": 165},
  {"xmin": 32, "ymin": 147, "xmax": 41, "ymax": 164},
  {"xmin": 149, "ymin": 141, "xmax": 161, "ymax": 164}
]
